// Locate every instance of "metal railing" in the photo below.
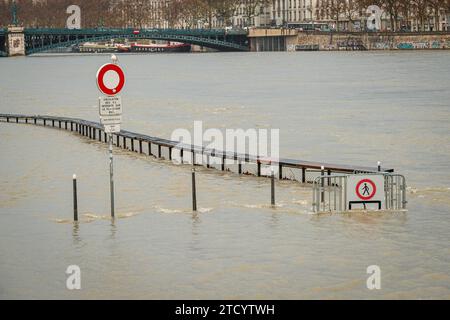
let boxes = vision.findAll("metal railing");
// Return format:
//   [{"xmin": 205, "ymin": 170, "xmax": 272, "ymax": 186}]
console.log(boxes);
[
  {"xmin": 385, "ymin": 174, "xmax": 408, "ymax": 211},
  {"xmin": 313, "ymin": 174, "xmax": 348, "ymax": 213},
  {"xmin": 313, "ymin": 173, "xmax": 407, "ymax": 213},
  {"xmin": 0, "ymin": 114, "xmax": 395, "ymax": 186}
]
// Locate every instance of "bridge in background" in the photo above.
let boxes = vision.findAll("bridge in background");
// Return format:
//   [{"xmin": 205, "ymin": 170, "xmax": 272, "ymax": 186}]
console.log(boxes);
[{"xmin": 1, "ymin": 27, "xmax": 249, "ymax": 56}]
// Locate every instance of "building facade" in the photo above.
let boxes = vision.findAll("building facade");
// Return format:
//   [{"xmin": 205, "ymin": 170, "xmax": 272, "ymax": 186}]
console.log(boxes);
[{"xmin": 121, "ymin": 0, "xmax": 450, "ymax": 32}]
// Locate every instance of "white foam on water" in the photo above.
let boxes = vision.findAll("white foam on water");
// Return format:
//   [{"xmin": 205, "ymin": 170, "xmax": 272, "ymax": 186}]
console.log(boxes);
[
  {"xmin": 154, "ymin": 206, "xmax": 186, "ymax": 214},
  {"xmin": 292, "ymin": 199, "xmax": 308, "ymax": 206}
]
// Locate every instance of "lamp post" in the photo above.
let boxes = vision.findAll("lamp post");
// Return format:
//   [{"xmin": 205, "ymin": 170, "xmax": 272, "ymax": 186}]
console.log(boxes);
[{"xmin": 11, "ymin": 0, "xmax": 18, "ymax": 26}]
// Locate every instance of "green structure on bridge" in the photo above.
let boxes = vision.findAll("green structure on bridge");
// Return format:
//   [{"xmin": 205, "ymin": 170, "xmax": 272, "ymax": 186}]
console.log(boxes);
[{"xmin": 0, "ymin": 27, "xmax": 249, "ymax": 56}]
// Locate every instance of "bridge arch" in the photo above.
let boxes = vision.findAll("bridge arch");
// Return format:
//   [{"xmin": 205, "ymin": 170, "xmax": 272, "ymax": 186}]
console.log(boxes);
[{"xmin": 24, "ymin": 28, "xmax": 249, "ymax": 55}]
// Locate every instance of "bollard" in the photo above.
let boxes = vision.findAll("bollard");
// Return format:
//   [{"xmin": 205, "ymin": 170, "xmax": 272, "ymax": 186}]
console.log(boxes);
[
  {"xmin": 378, "ymin": 161, "xmax": 381, "ymax": 172},
  {"xmin": 271, "ymin": 168, "xmax": 275, "ymax": 207},
  {"xmin": 73, "ymin": 174, "xmax": 78, "ymax": 222},
  {"xmin": 192, "ymin": 169, "xmax": 197, "ymax": 212},
  {"xmin": 321, "ymin": 166, "xmax": 325, "ymax": 203}
]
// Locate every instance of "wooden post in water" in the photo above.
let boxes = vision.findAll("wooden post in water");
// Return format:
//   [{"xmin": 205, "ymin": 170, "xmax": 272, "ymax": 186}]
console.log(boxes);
[
  {"xmin": 192, "ymin": 169, "xmax": 197, "ymax": 212},
  {"xmin": 73, "ymin": 174, "xmax": 78, "ymax": 222}
]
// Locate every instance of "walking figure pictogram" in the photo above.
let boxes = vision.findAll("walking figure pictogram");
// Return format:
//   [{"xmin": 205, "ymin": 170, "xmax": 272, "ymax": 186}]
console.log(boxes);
[{"xmin": 362, "ymin": 183, "xmax": 370, "ymax": 196}]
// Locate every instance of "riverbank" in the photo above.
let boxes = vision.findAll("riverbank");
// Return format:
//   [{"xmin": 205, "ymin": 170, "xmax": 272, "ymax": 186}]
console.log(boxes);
[{"xmin": 249, "ymin": 29, "xmax": 450, "ymax": 51}]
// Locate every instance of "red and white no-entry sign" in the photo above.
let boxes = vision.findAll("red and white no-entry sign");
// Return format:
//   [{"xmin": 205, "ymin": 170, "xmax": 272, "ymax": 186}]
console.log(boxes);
[
  {"xmin": 96, "ymin": 63, "xmax": 125, "ymax": 96},
  {"xmin": 355, "ymin": 178, "xmax": 377, "ymax": 200}
]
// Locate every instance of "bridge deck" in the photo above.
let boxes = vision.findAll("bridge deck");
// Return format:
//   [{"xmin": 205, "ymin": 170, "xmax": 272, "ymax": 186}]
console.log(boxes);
[{"xmin": 0, "ymin": 114, "xmax": 394, "ymax": 183}]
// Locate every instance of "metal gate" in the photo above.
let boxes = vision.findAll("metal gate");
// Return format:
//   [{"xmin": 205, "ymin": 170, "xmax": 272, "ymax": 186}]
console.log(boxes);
[{"xmin": 312, "ymin": 173, "xmax": 407, "ymax": 213}]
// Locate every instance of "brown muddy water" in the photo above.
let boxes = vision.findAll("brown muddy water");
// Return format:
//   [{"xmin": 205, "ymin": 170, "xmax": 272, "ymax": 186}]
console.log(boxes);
[{"xmin": 0, "ymin": 52, "xmax": 449, "ymax": 299}]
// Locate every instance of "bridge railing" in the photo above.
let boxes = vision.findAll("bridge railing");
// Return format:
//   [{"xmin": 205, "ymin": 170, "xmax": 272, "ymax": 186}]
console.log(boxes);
[{"xmin": 24, "ymin": 27, "xmax": 247, "ymax": 37}]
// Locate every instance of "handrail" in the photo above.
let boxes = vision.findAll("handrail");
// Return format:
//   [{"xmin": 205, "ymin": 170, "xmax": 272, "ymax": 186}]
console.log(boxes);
[
  {"xmin": 24, "ymin": 28, "xmax": 247, "ymax": 36},
  {"xmin": 0, "ymin": 113, "xmax": 395, "ymax": 178}
]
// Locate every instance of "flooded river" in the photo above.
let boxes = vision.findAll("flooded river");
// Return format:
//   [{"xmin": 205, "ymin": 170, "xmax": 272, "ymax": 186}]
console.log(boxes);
[{"xmin": 0, "ymin": 51, "xmax": 449, "ymax": 299}]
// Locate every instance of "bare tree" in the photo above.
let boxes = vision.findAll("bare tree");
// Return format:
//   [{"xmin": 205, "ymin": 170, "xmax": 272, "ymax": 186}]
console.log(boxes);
[
  {"xmin": 342, "ymin": 0, "xmax": 362, "ymax": 30},
  {"xmin": 379, "ymin": 0, "xmax": 405, "ymax": 31},
  {"xmin": 176, "ymin": 0, "xmax": 208, "ymax": 28},
  {"xmin": 411, "ymin": 0, "xmax": 430, "ymax": 31},
  {"xmin": 240, "ymin": 0, "xmax": 270, "ymax": 27},
  {"xmin": 427, "ymin": 0, "xmax": 444, "ymax": 31},
  {"xmin": 322, "ymin": 0, "xmax": 347, "ymax": 31},
  {"xmin": 213, "ymin": 0, "xmax": 241, "ymax": 27}
]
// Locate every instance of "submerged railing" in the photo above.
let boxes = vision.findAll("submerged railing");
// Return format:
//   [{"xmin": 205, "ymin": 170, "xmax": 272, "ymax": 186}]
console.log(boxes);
[{"xmin": 0, "ymin": 114, "xmax": 395, "ymax": 185}]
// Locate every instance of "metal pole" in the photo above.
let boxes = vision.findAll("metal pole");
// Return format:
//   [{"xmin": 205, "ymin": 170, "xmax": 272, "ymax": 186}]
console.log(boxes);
[
  {"xmin": 73, "ymin": 174, "xmax": 78, "ymax": 222},
  {"xmin": 109, "ymin": 134, "xmax": 115, "ymax": 218},
  {"xmin": 192, "ymin": 169, "xmax": 197, "ymax": 212},
  {"xmin": 377, "ymin": 161, "xmax": 381, "ymax": 172},
  {"xmin": 271, "ymin": 168, "xmax": 275, "ymax": 206},
  {"xmin": 321, "ymin": 166, "xmax": 325, "ymax": 204}
]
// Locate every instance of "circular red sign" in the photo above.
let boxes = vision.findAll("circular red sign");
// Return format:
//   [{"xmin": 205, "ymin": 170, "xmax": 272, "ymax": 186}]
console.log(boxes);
[
  {"xmin": 96, "ymin": 63, "xmax": 125, "ymax": 96},
  {"xmin": 356, "ymin": 179, "xmax": 377, "ymax": 200}
]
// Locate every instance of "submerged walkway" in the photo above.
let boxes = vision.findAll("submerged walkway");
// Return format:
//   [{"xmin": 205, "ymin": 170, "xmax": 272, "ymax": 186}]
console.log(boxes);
[{"xmin": 0, "ymin": 114, "xmax": 394, "ymax": 183}]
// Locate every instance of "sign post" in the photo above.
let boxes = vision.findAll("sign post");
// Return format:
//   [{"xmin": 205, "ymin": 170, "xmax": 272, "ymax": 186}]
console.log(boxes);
[
  {"xmin": 108, "ymin": 134, "xmax": 115, "ymax": 218},
  {"xmin": 96, "ymin": 56, "xmax": 125, "ymax": 218}
]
